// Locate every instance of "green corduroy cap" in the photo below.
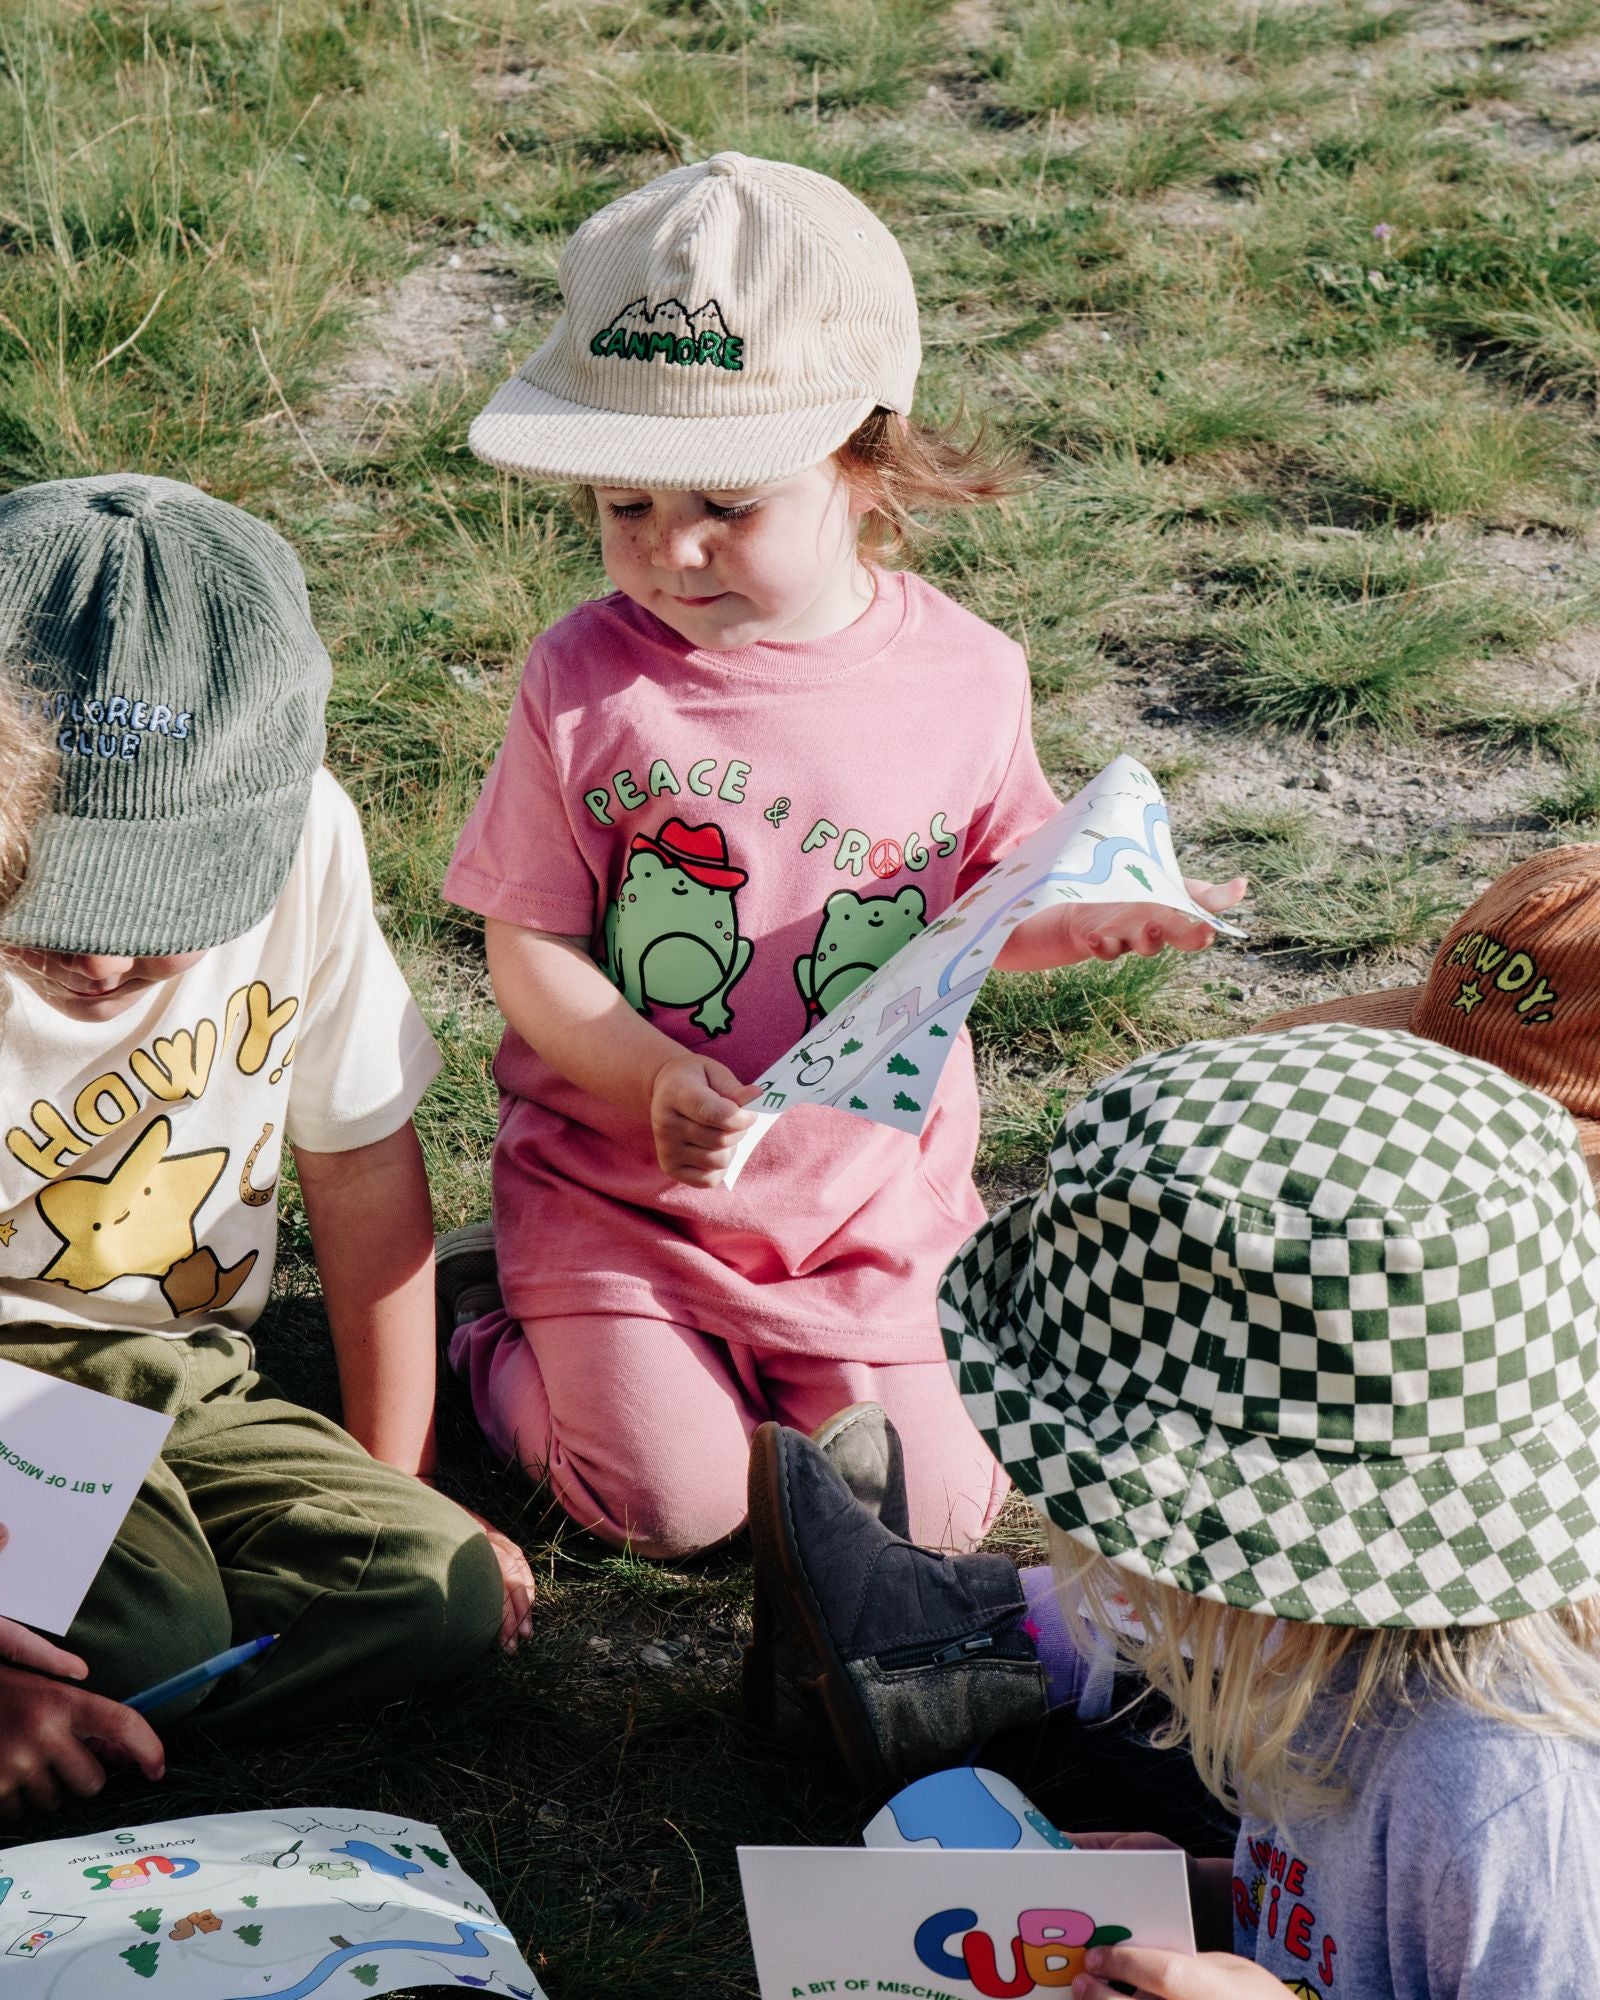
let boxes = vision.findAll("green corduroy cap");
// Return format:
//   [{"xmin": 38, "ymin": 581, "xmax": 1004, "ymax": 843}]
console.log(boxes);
[{"xmin": 0, "ymin": 474, "xmax": 330, "ymax": 956}]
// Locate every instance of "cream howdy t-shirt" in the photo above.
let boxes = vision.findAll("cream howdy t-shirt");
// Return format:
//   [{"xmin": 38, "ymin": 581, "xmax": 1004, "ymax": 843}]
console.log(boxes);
[{"xmin": 0, "ymin": 770, "xmax": 440, "ymax": 1339}]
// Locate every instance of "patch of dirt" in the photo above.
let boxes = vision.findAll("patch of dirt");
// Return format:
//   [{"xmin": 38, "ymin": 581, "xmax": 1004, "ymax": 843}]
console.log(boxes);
[
  {"xmin": 1414, "ymin": 2, "xmax": 1600, "ymax": 153},
  {"xmin": 947, "ymin": 0, "xmax": 999, "ymax": 43},
  {"xmin": 479, "ymin": 52, "xmax": 541, "ymax": 102},
  {"xmin": 1053, "ymin": 509, "xmax": 1600, "ymax": 1027},
  {"xmin": 1138, "ymin": 189, "xmax": 1248, "ymax": 230},
  {"xmin": 309, "ymin": 249, "xmax": 527, "ymax": 450}
]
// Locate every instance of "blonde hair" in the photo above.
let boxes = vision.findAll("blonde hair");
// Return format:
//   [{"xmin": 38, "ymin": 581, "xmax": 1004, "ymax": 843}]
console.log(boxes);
[
  {"xmin": 0, "ymin": 681, "xmax": 52, "ymax": 978},
  {"xmin": 1051, "ymin": 1527, "xmax": 1600, "ymax": 1832}
]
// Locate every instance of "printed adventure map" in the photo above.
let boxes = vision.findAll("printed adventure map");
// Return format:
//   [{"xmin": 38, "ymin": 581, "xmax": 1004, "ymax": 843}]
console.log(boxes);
[
  {"xmin": 724, "ymin": 756, "xmax": 1240, "ymax": 1183},
  {"xmin": 0, "ymin": 1810, "xmax": 543, "ymax": 1999}
]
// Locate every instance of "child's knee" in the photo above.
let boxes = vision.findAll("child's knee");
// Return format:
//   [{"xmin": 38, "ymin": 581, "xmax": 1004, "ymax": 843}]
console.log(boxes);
[
  {"xmin": 906, "ymin": 1440, "xmax": 1010, "ymax": 1553},
  {"xmin": 367, "ymin": 1499, "xmax": 505, "ymax": 1686},
  {"xmin": 552, "ymin": 1458, "xmax": 748, "ymax": 1561}
]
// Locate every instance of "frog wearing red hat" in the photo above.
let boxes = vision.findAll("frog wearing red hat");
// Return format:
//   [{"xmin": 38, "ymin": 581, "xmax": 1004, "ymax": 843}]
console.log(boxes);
[{"xmin": 603, "ymin": 817, "xmax": 753, "ymax": 1035}]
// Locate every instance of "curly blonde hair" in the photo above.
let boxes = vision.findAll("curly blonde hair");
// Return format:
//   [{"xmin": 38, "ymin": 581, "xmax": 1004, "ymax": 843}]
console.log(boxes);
[
  {"xmin": 1052, "ymin": 1529, "xmax": 1600, "ymax": 1833},
  {"xmin": 0, "ymin": 680, "xmax": 53, "ymax": 974}
]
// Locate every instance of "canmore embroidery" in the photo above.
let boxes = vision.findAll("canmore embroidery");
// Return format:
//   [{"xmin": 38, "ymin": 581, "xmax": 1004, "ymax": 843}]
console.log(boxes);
[{"xmin": 589, "ymin": 298, "xmax": 744, "ymax": 370}]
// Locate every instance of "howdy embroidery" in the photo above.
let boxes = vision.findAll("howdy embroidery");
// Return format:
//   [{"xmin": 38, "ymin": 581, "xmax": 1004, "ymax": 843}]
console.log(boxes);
[
  {"xmin": 589, "ymin": 297, "xmax": 744, "ymax": 370},
  {"xmin": 1444, "ymin": 929, "xmax": 1558, "ymax": 1024}
]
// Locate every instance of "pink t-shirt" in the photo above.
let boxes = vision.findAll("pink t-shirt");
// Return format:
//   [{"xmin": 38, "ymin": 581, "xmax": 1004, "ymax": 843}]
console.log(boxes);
[{"xmin": 445, "ymin": 569, "xmax": 1059, "ymax": 1360}]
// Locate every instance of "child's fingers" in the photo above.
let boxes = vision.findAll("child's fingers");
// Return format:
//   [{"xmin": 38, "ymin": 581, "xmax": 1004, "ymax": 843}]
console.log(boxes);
[
  {"xmin": 1064, "ymin": 1830, "xmax": 1180, "ymax": 1853},
  {"xmin": 1076, "ymin": 1945, "xmax": 1272, "ymax": 1999},
  {"xmin": 1185, "ymin": 874, "xmax": 1247, "ymax": 914},
  {"xmin": 81, "ymin": 1699, "xmax": 166, "ymax": 1782},
  {"xmin": 0, "ymin": 1617, "xmax": 88, "ymax": 1679},
  {"xmin": 36, "ymin": 1725, "xmax": 108, "ymax": 1802},
  {"xmin": 669, "ymin": 1080, "xmax": 757, "ymax": 1131},
  {"xmin": 665, "ymin": 1109, "xmax": 754, "ymax": 1148},
  {"xmin": 668, "ymin": 1161, "xmax": 732, "ymax": 1189}
]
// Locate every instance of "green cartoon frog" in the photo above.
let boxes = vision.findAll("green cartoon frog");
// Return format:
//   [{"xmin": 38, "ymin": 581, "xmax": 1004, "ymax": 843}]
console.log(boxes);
[
  {"xmin": 795, "ymin": 886, "xmax": 927, "ymax": 1024},
  {"xmin": 603, "ymin": 818, "xmax": 753, "ymax": 1037}
]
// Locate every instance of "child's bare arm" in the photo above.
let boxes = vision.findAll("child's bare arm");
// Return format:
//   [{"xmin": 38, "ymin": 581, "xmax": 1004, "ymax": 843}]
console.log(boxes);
[
  {"xmin": 485, "ymin": 920, "xmax": 758, "ymax": 1187},
  {"xmin": 995, "ymin": 876, "xmax": 1247, "ymax": 972},
  {"xmin": 294, "ymin": 1124, "xmax": 536, "ymax": 1650},
  {"xmin": 293, "ymin": 1122, "xmax": 439, "ymax": 1476}
]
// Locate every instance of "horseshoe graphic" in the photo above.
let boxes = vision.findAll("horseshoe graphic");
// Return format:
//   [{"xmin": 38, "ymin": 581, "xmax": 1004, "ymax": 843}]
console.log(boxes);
[{"xmin": 240, "ymin": 1122, "xmax": 278, "ymax": 1207}]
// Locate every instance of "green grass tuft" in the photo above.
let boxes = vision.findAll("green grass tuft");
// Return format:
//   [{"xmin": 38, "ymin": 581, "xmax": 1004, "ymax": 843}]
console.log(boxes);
[
  {"xmin": 1210, "ymin": 580, "xmax": 1545, "ymax": 735},
  {"xmin": 1533, "ymin": 756, "xmax": 1600, "ymax": 828}
]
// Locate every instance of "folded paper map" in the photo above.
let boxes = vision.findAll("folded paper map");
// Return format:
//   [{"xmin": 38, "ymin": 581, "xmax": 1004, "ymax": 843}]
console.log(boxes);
[
  {"xmin": 724, "ymin": 755, "xmax": 1238, "ymax": 1184},
  {"xmin": 0, "ymin": 1809, "xmax": 543, "ymax": 1998}
]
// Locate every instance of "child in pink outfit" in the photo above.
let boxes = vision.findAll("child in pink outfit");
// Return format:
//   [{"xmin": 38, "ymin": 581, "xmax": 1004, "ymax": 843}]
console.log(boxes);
[{"xmin": 443, "ymin": 154, "xmax": 1242, "ymax": 1559}]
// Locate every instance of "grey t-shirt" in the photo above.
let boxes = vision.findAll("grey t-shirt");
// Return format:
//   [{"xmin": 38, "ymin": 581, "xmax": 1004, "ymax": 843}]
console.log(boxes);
[{"xmin": 1231, "ymin": 1688, "xmax": 1600, "ymax": 1996}]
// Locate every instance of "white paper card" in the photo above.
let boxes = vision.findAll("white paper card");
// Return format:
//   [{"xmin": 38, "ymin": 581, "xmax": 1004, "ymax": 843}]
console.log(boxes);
[
  {"xmin": 724, "ymin": 756, "xmax": 1237, "ymax": 1185},
  {"xmin": 738, "ymin": 1845, "xmax": 1194, "ymax": 1999},
  {"xmin": 0, "ymin": 1808, "xmax": 544, "ymax": 1997},
  {"xmin": 0, "ymin": 1355, "xmax": 173, "ymax": 1634}
]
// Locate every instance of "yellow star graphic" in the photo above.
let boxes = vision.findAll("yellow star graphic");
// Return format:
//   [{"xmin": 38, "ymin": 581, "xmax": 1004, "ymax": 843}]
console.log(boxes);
[
  {"xmin": 0, "ymin": 1219, "xmax": 15, "ymax": 1248},
  {"xmin": 36, "ymin": 1117, "xmax": 225, "ymax": 1295},
  {"xmin": 1454, "ymin": 980, "xmax": 1484, "ymax": 1015}
]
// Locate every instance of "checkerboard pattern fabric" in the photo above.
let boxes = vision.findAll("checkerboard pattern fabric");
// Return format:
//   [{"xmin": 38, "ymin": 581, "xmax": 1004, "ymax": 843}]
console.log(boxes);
[{"xmin": 938, "ymin": 1025, "xmax": 1600, "ymax": 1627}]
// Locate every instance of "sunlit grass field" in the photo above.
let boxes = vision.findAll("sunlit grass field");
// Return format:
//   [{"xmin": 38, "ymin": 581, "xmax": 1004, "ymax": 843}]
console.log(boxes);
[{"xmin": 6, "ymin": 0, "xmax": 1600, "ymax": 1990}]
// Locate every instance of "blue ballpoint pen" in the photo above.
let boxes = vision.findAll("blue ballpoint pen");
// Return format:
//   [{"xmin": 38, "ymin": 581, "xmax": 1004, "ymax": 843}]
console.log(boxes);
[{"xmin": 123, "ymin": 1633, "xmax": 280, "ymax": 1715}]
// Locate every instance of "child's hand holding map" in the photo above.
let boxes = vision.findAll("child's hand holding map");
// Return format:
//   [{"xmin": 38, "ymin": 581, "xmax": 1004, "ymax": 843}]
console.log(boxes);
[{"xmin": 724, "ymin": 756, "xmax": 1242, "ymax": 1186}]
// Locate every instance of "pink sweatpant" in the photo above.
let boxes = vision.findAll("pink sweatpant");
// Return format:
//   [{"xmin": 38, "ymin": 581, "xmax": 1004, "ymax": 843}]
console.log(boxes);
[{"xmin": 448, "ymin": 1309, "xmax": 1009, "ymax": 1559}]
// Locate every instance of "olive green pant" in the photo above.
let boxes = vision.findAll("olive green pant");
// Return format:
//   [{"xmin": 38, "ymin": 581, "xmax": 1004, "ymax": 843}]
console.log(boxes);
[{"xmin": 3, "ymin": 1327, "xmax": 503, "ymax": 1736}]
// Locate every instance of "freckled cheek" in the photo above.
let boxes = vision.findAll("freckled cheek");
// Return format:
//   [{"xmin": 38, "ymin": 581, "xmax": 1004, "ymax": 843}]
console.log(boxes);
[{"xmin": 720, "ymin": 527, "xmax": 805, "ymax": 606}]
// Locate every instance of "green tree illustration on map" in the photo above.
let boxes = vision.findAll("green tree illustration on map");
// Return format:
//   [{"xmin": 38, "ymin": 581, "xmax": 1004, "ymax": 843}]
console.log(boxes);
[
  {"xmin": 130, "ymin": 1909, "xmax": 161, "ymax": 1934},
  {"xmin": 886, "ymin": 1053, "xmax": 919, "ymax": 1076},
  {"xmin": 350, "ymin": 1969, "xmax": 379, "ymax": 1989},
  {"xmin": 121, "ymin": 1941, "xmax": 159, "ymax": 1978},
  {"xmin": 236, "ymin": 1924, "xmax": 263, "ymax": 1947},
  {"xmin": 893, "ymin": 1091, "xmax": 920, "ymax": 1112},
  {"xmin": 420, "ymin": 1845, "xmax": 451, "ymax": 1868}
]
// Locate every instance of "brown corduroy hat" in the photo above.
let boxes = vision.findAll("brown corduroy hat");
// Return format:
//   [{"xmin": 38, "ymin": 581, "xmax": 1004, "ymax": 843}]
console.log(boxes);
[{"xmin": 1256, "ymin": 845, "xmax": 1600, "ymax": 1186}]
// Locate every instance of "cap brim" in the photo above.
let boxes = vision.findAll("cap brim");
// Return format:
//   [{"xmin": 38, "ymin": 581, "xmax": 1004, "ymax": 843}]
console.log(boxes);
[
  {"xmin": 939, "ymin": 1194, "xmax": 1600, "ymax": 1628},
  {"xmin": 468, "ymin": 374, "xmax": 877, "ymax": 490},
  {"xmin": 0, "ymin": 781, "xmax": 310, "ymax": 956},
  {"xmin": 1246, "ymin": 986, "xmax": 1600, "ymax": 1198},
  {"xmin": 1247, "ymin": 984, "xmax": 1422, "ymax": 1037}
]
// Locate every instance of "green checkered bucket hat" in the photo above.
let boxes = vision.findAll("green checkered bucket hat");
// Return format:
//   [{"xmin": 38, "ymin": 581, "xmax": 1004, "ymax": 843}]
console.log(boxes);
[{"xmin": 938, "ymin": 1024, "xmax": 1600, "ymax": 1628}]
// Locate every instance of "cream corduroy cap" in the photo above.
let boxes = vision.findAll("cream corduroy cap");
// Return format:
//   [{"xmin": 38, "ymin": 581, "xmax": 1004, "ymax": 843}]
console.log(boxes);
[{"xmin": 468, "ymin": 153, "xmax": 920, "ymax": 490}]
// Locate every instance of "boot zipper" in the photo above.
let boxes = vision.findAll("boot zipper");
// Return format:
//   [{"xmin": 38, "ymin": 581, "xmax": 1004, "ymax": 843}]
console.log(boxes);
[{"xmin": 874, "ymin": 1622, "xmax": 1034, "ymax": 1673}]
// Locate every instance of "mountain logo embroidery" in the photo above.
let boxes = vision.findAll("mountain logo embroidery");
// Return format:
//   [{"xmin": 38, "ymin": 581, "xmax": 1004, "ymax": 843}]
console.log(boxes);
[{"xmin": 589, "ymin": 298, "xmax": 744, "ymax": 370}]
